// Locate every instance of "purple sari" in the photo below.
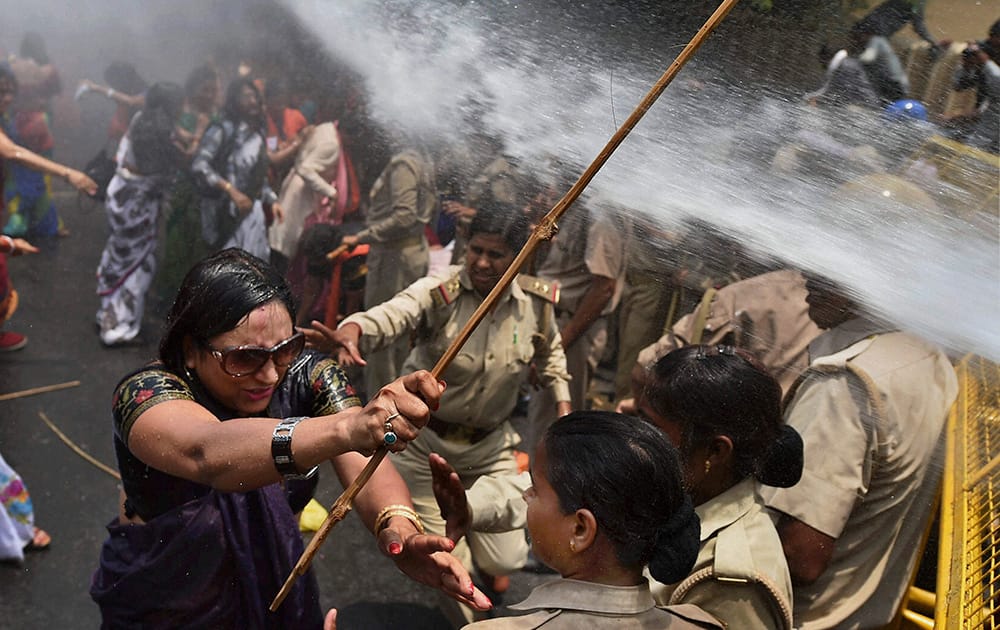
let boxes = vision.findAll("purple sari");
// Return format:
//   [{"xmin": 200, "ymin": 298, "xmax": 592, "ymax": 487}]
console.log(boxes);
[{"xmin": 90, "ymin": 483, "xmax": 322, "ymax": 629}]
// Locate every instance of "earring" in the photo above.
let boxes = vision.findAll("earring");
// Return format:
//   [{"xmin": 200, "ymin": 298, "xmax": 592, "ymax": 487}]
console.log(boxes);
[
  {"xmin": 569, "ymin": 540, "xmax": 576, "ymax": 552},
  {"xmin": 704, "ymin": 460, "xmax": 711, "ymax": 475}
]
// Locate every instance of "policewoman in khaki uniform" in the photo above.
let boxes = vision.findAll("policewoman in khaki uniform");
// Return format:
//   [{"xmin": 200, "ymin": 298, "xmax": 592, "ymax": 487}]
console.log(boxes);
[
  {"xmin": 461, "ymin": 411, "xmax": 723, "ymax": 630},
  {"xmin": 341, "ymin": 147, "xmax": 437, "ymax": 392},
  {"xmin": 310, "ymin": 205, "xmax": 571, "ymax": 627},
  {"xmin": 638, "ymin": 345, "xmax": 802, "ymax": 630}
]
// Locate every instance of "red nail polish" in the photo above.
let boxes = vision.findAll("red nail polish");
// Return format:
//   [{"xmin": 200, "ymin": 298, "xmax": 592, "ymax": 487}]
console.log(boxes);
[
  {"xmin": 468, "ymin": 583, "xmax": 475, "ymax": 596},
  {"xmin": 388, "ymin": 542, "xmax": 402, "ymax": 555}
]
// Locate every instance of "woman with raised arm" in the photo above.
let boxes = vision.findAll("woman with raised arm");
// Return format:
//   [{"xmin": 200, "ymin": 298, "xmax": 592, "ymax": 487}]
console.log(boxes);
[
  {"xmin": 95, "ymin": 82, "xmax": 187, "ymax": 346},
  {"xmin": 90, "ymin": 248, "xmax": 490, "ymax": 628},
  {"xmin": 0, "ymin": 64, "xmax": 96, "ymax": 350}
]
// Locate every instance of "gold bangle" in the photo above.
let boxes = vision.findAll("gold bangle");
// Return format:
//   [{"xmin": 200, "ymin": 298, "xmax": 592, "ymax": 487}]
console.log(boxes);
[{"xmin": 374, "ymin": 504, "xmax": 425, "ymax": 535}]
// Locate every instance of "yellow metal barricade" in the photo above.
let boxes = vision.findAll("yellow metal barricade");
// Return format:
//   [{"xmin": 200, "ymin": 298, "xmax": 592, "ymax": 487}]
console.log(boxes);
[{"xmin": 935, "ymin": 354, "xmax": 1000, "ymax": 628}]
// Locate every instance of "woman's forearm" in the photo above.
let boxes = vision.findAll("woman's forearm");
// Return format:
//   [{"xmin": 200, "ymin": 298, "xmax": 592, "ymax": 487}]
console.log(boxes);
[
  {"xmin": 0, "ymin": 132, "xmax": 72, "ymax": 180},
  {"xmin": 333, "ymin": 451, "xmax": 415, "ymax": 531}
]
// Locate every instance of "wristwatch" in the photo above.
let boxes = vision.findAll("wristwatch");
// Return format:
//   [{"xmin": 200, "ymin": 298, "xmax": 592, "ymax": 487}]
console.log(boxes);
[{"xmin": 271, "ymin": 417, "xmax": 319, "ymax": 480}]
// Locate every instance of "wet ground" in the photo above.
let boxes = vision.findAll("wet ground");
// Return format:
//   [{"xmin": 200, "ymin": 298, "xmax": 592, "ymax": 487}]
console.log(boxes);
[{"xmin": 0, "ymin": 188, "xmax": 548, "ymax": 628}]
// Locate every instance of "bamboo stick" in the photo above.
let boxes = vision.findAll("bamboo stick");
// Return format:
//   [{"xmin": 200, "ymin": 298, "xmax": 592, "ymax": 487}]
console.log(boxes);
[
  {"xmin": 325, "ymin": 243, "xmax": 350, "ymax": 261},
  {"xmin": 0, "ymin": 380, "xmax": 81, "ymax": 402},
  {"xmin": 38, "ymin": 411, "xmax": 121, "ymax": 480},
  {"xmin": 271, "ymin": 0, "xmax": 741, "ymax": 610}
]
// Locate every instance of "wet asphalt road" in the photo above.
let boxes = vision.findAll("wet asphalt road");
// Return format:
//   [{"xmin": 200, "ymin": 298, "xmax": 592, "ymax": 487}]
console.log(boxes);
[{"xmin": 0, "ymin": 187, "xmax": 546, "ymax": 628}]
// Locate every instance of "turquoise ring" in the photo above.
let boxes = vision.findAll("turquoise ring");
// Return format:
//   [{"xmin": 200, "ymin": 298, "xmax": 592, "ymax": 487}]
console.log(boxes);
[{"xmin": 384, "ymin": 421, "xmax": 398, "ymax": 446}]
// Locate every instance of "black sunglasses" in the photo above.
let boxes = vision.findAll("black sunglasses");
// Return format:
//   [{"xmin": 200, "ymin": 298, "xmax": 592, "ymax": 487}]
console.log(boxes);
[{"xmin": 202, "ymin": 332, "xmax": 305, "ymax": 377}]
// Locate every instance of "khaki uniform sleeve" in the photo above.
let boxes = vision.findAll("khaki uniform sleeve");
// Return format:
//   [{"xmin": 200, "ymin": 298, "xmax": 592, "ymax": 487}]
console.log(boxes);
[
  {"xmin": 467, "ymin": 471, "xmax": 531, "ymax": 533},
  {"xmin": 340, "ymin": 274, "xmax": 442, "ymax": 354},
  {"xmin": 636, "ymin": 311, "xmax": 698, "ymax": 368},
  {"xmin": 584, "ymin": 216, "xmax": 625, "ymax": 282},
  {"xmin": 357, "ymin": 158, "xmax": 425, "ymax": 243},
  {"xmin": 534, "ymin": 309, "xmax": 572, "ymax": 403},
  {"xmin": 761, "ymin": 373, "xmax": 872, "ymax": 539}
]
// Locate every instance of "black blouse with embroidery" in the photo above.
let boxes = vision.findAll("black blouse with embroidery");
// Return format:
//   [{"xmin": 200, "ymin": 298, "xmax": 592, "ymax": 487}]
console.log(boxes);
[{"xmin": 112, "ymin": 350, "xmax": 360, "ymax": 521}]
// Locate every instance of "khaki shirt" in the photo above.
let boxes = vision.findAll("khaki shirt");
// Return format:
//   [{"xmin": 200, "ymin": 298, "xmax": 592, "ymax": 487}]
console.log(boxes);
[
  {"xmin": 653, "ymin": 478, "xmax": 794, "ymax": 630},
  {"xmin": 463, "ymin": 579, "xmax": 723, "ymax": 630},
  {"xmin": 637, "ymin": 270, "xmax": 821, "ymax": 394},
  {"xmin": 342, "ymin": 265, "xmax": 570, "ymax": 428},
  {"xmin": 762, "ymin": 318, "xmax": 958, "ymax": 629},
  {"xmin": 535, "ymin": 208, "xmax": 625, "ymax": 315},
  {"xmin": 357, "ymin": 148, "xmax": 436, "ymax": 245}
]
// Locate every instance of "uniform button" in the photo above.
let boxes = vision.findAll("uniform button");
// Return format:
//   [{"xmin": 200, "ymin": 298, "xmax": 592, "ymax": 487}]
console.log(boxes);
[{"xmin": 486, "ymin": 353, "xmax": 494, "ymax": 360}]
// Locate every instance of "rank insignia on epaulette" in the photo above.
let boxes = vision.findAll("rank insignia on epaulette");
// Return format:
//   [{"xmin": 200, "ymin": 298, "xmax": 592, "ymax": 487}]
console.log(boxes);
[
  {"xmin": 517, "ymin": 274, "xmax": 561, "ymax": 304},
  {"xmin": 431, "ymin": 275, "xmax": 463, "ymax": 307}
]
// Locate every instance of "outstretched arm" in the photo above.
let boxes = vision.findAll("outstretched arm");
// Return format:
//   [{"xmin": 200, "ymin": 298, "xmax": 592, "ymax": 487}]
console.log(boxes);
[{"xmin": 0, "ymin": 128, "xmax": 97, "ymax": 195}]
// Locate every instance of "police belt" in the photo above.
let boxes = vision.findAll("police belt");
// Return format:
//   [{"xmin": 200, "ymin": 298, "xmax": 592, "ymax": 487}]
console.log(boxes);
[{"xmin": 426, "ymin": 417, "xmax": 493, "ymax": 444}]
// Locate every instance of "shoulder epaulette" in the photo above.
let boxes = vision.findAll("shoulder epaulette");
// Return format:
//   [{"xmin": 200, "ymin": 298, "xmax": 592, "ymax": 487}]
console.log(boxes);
[
  {"xmin": 430, "ymin": 273, "xmax": 464, "ymax": 308},
  {"xmin": 517, "ymin": 275, "xmax": 560, "ymax": 304}
]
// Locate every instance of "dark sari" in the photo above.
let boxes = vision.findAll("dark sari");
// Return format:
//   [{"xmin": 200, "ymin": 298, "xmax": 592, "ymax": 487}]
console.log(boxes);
[{"xmin": 91, "ymin": 352, "xmax": 359, "ymax": 629}]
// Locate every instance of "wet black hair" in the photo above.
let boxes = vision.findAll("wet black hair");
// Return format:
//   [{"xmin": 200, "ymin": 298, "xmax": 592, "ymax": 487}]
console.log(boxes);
[
  {"xmin": 103, "ymin": 61, "xmax": 148, "ymax": 96},
  {"xmin": 223, "ymin": 76, "xmax": 264, "ymax": 128},
  {"xmin": 468, "ymin": 200, "xmax": 531, "ymax": 253},
  {"xmin": 644, "ymin": 345, "xmax": 803, "ymax": 488},
  {"xmin": 159, "ymin": 248, "xmax": 296, "ymax": 373},
  {"xmin": 130, "ymin": 82, "xmax": 185, "ymax": 174},
  {"xmin": 184, "ymin": 63, "xmax": 218, "ymax": 101},
  {"xmin": 543, "ymin": 410, "xmax": 701, "ymax": 584}
]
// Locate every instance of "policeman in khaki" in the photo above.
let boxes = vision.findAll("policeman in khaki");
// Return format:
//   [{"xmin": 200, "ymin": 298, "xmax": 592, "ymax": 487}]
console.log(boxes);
[
  {"xmin": 311, "ymin": 206, "xmax": 571, "ymax": 627},
  {"xmin": 761, "ymin": 273, "xmax": 958, "ymax": 629},
  {"xmin": 634, "ymin": 269, "xmax": 822, "ymax": 396},
  {"xmin": 340, "ymin": 146, "xmax": 437, "ymax": 391},
  {"xmin": 526, "ymin": 189, "xmax": 625, "ymax": 447}
]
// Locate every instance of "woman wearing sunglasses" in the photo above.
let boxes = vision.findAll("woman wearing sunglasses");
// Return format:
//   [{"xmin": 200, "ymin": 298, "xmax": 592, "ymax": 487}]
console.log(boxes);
[{"xmin": 90, "ymin": 248, "xmax": 491, "ymax": 628}]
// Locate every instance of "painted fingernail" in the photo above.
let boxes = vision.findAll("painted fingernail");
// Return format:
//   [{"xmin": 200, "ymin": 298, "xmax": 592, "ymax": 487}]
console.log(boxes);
[
  {"xmin": 468, "ymin": 583, "xmax": 475, "ymax": 597},
  {"xmin": 388, "ymin": 542, "xmax": 402, "ymax": 555}
]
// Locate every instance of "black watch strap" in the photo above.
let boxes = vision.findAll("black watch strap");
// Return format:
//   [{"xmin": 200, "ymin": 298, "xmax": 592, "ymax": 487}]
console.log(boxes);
[{"xmin": 271, "ymin": 417, "xmax": 318, "ymax": 480}]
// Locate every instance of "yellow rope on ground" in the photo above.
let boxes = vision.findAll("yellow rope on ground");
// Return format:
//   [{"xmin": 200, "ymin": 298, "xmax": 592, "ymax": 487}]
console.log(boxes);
[
  {"xmin": 0, "ymin": 380, "xmax": 81, "ymax": 402},
  {"xmin": 37, "ymin": 411, "xmax": 121, "ymax": 480}
]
